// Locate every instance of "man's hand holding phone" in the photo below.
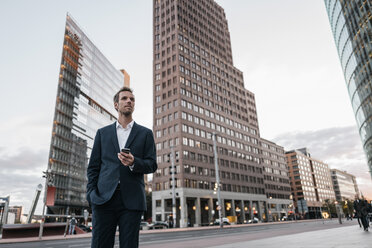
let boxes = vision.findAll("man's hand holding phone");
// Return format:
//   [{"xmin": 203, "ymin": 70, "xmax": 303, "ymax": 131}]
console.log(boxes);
[{"xmin": 118, "ymin": 148, "xmax": 134, "ymax": 167}]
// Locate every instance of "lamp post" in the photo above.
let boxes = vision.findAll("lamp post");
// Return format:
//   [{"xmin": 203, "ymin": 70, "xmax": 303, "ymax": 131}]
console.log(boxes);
[
  {"xmin": 335, "ymin": 201, "xmax": 342, "ymax": 224},
  {"xmin": 170, "ymin": 146, "xmax": 177, "ymax": 228},
  {"xmin": 212, "ymin": 132, "xmax": 223, "ymax": 228},
  {"xmin": 39, "ymin": 169, "xmax": 54, "ymax": 239},
  {"xmin": 289, "ymin": 195, "xmax": 297, "ymax": 222}
]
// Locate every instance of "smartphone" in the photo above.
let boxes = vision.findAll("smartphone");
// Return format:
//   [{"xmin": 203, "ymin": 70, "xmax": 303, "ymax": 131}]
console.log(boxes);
[{"xmin": 121, "ymin": 148, "xmax": 130, "ymax": 154}]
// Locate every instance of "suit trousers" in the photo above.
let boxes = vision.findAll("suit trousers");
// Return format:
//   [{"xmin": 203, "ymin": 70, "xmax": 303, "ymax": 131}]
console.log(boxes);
[
  {"xmin": 361, "ymin": 214, "xmax": 369, "ymax": 230},
  {"xmin": 91, "ymin": 188, "xmax": 143, "ymax": 248}
]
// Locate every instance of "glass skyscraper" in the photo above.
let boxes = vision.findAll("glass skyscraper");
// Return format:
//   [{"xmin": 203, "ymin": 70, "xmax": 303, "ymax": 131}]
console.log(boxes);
[
  {"xmin": 46, "ymin": 14, "xmax": 127, "ymax": 215},
  {"xmin": 325, "ymin": 0, "xmax": 372, "ymax": 177}
]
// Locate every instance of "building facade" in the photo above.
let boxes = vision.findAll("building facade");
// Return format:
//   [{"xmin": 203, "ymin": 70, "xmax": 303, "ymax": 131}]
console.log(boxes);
[
  {"xmin": 8, "ymin": 206, "xmax": 22, "ymax": 224},
  {"xmin": 324, "ymin": 0, "xmax": 372, "ymax": 177},
  {"xmin": 152, "ymin": 0, "xmax": 278, "ymax": 227},
  {"xmin": 286, "ymin": 148, "xmax": 335, "ymax": 219},
  {"xmin": 45, "ymin": 14, "xmax": 127, "ymax": 215},
  {"xmin": 330, "ymin": 169, "xmax": 359, "ymax": 201},
  {"xmin": 261, "ymin": 139, "xmax": 292, "ymax": 221}
]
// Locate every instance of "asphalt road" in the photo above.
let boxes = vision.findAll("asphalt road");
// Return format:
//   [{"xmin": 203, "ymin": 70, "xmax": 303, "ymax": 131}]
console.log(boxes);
[{"xmin": 0, "ymin": 219, "xmax": 356, "ymax": 248}]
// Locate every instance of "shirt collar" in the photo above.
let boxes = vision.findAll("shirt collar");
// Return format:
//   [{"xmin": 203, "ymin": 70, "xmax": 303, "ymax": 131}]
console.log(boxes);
[{"xmin": 116, "ymin": 120, "xmax": 134, "ymax": 130}]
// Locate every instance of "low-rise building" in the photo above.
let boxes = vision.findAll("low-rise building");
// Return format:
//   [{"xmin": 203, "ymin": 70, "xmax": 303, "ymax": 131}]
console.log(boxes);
[
  {"xmin": 330, "ymin": 169, "xmax": 359, "ymax": 201},
  {"xmin": 286, "ymin": 148, "xmax": 335, "ymax": 219}
]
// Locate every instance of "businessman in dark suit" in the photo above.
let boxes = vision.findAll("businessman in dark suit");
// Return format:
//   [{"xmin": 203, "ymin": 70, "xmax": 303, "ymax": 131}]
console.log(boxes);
[{"xmin": 87, "ymin": 86, "xmax": 157, "ymax": 248}]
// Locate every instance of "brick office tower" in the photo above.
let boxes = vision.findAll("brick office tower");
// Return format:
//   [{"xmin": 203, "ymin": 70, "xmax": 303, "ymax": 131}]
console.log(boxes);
[
  {"xmin": 286, "ymin": 148, "xmax": 335, "ymax": 219},
  {"xmin": 152, "ymin": 0, "xmax": 269, "ymax": 227}
]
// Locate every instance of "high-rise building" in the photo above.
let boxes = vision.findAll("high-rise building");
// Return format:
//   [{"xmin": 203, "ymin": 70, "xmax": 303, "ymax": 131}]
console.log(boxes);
[
  {"xmin": 45, "ymin": 14, "xmax": 128, "ymax": 215},
  {"xmin": 152, "ymin": 0, "xmax": 271, "ymax": 227},
  {"xmin": 261, "ymin": 139, "xmax": 292, "ymax": 221},
  {"xmin": 330, "ymin": 169, "xmax": 359, "ymax": 201},
  {"xmin": 286, "ymin": 148, "xmax": 335, "ymax": 219},
  {"xmin": 324, "ymin": 0, "xmax": 372, "ymax": 177}
]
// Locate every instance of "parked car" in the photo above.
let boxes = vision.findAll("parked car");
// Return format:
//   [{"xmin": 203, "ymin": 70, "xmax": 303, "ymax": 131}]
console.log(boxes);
[
  {"xmin": 247, "ymin": 217, "xmax": 259, "ymax": 224},
  {"xmin": 211, "ymin": 217, "xmax": 230, "ymax": 226},
  {"xmin": 149, "ymin": 221, "xmax": 169, "ymax": 229},
  {"xmin": 140, "ymin": 221, "xmax": 150, "ymax": 230},
  {"xmin": 78, "ymin": 224, "xmax": 92, "ymax": 232}
]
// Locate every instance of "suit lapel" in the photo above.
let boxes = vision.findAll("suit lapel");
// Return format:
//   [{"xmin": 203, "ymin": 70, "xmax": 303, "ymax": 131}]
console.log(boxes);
[
  {"xmin": 110, "ymin": 122, "xmax": 120, "ymax": 153},
  {"xmin": 125, "ymin": 122, "xmax": 139, "ymax": 148}
]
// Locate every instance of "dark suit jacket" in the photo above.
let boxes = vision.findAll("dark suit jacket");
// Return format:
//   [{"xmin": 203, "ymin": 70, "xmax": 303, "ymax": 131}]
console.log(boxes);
[
  {"xmin": 354, "ymin": 200, "xmax": 361, "ymax": 217},
  {"xmin": 86, "ymin": 122, "xmax": 157, "ymax": 211}
]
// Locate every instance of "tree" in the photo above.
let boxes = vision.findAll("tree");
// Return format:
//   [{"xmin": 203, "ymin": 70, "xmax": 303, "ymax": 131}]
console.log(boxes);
[
  {"xmin": 341, "ymin": 199, "xmax": 353, "ymax": 216},
  {"xmin": 323, "ymin": 199, "xmax": 337, "ymax": 218}
]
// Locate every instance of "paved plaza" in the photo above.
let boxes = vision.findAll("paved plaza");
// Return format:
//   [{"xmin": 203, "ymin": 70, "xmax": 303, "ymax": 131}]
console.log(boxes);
[{"xmin": 209, "ymin": 225, "xmax": 371, "ymax": 248}]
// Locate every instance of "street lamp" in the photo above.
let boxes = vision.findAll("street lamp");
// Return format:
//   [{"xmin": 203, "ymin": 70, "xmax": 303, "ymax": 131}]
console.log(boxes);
[
  {"xmin": 169, "ymin": 146, "xmax": 178, "ymax": 228},
  {"xmin": 334, "ymin": 201, "xmax": 342, "ymax": 224},
  {"xmin": 289, "ymin": 194, "xmax": 296, "ymax": 221},
  {"xmin": 39, "ymin": 169, "xmax": 54, "ymax": 239},
  {"xmin": 212, "ymin": 132, "xmax": 223, "ymax": 228}
]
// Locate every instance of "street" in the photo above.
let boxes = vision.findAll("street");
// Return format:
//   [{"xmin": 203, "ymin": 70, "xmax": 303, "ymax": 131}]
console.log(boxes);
[{"xmin": 0, "ymin": 219, "xmax": 361, "ymax": 248}]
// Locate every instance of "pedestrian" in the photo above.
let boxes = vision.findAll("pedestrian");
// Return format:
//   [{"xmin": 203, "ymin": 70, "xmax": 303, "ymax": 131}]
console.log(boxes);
[
  {"xmin": 168, "ymin": 215, "xmax": 174, "ymax": 228},
  {"xmin": 368, "ymin": 201, "xmax": 372, "ymax": 224},
  {"xmin": 87, "ymin": 87, "xmax": 157, "ymax": 248},
  {"xmin": 360, "ymin": 199, "xmax": 369, "ymax": 231},
  {"xmin": 353, "ymin": 197, "xmax": 362, "ymax": 228},
  {"xmin": 69, "ymin": 216, "xmax": 76, "ymax": 235}
]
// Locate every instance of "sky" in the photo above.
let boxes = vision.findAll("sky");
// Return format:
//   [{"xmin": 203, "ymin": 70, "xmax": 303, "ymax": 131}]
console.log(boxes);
[{"xmin": 0, "ymin": 0, "xmax": 371, "ymax": 216}]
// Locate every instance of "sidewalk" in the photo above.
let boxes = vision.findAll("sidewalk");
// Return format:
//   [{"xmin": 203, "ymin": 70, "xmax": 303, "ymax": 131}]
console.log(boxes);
[
  {"xmin": 0, "ymin": 219, "xmax": 319, "ymax": 244},
  {"xmin": 208, "ymin": 225, "xmax": 372, "ymax": 248},
  {"xmin": 1, "ymin": 219, "xmax": 369, "ymax": 247}
]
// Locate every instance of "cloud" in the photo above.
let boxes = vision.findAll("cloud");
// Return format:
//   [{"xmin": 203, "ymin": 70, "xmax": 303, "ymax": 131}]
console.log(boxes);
[
  {"xmin": 271, "ymin": 125, "xmax": 372, "ymax": 198},
  {"xmin": 0, "ymin": 114, "xmax": 52, "ymax": 156},
  {"xmin": 272, "ymin": 125, "xmax": 364, "ymax": 159},
  {"xmin": 0, "ymin": 147, "xmax": 47, "ymax": 215}
]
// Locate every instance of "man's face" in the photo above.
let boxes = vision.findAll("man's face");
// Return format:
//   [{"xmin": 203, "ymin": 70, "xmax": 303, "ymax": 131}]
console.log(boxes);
[{"xmin": 115, "ymin": 90, "xmax": 135, "ymax": 116}]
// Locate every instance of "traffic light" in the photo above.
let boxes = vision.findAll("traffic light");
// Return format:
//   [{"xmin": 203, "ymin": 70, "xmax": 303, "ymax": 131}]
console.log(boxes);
[
  {"xmin": 175, "ymin": 152, "xmax": 179, "ymax": 163},
  {"xmin": 167, "ymin": 154, "xmax": 170, "ymax": 163}
]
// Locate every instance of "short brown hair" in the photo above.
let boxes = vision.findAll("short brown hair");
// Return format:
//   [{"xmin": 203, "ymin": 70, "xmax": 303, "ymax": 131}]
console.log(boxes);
[{"xmin": 113, "ymin": 87, "xmax": 133, "ymax": 103}]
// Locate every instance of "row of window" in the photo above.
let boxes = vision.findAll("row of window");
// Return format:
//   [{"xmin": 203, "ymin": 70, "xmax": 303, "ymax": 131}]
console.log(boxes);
[
  {"xmin": 264, "ymin": 175, "xmax": 290, "ymax": 184},
  {"xmin": 181, "ymin": 137, "xmax": 261, "ymax": 164},
  {"xmin": 262, "ymin": 158, "xmax": 288, "ymax": 168},
  {"xmin": 180, "ymin": 102, "xmax": 256, "ymax": 135},
  {"xmin": 181, "ymin": 122, "xmax": 257, "ymax": 149},
  {"xmin": 154, "ymin": 180, "xmax": 265, "ymax": 195},
  {"xmin": 176, "ymin": 2, "xmax": 230, "ymax": 64},
  {"xmin": 262, "ymin": 150, "xmax": 286, "ymax": 161},
  {"xmin": 179, "ymin": 82, "xmax": 251, "ymax": 122},
  {"xmin": 264, "ymin": 167, "xmax": 288, "ymax": 177},
  {"xmin": 178, "ymin": 44, "xmax": 243, "ymax": 93},
  {"xmin": 181, "ymin": 149, "xmax": 262, "ymax": 172},
  {"xmin": 155, "ymin": 98, "xmax": 178, "ymax": 114},
  {"xmin": 265, "ymin": 184, "xmax": 291, "ymax": 192},
  {"xmin": 156, "ymin": 123, "xmax": 179, "ymax": 137},
  {"xmin": 177, "ymin": 35, "xmax": 243, "ymax": 89},
  {"xmin": 155, "ymin": 137, "xmax": 179, "ymax": 151}
]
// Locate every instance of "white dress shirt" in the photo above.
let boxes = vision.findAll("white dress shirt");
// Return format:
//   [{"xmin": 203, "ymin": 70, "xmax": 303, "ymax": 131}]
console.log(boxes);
[{"xmin": 116, "ymin": 120, "xmax": 134, "ymax": 171}]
